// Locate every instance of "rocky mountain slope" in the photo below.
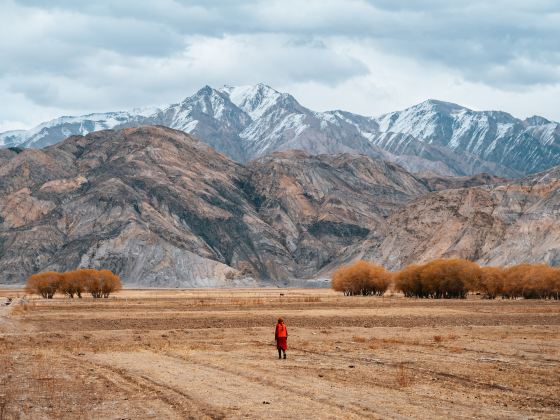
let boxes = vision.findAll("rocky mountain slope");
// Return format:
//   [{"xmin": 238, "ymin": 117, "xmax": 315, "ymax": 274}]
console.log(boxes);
[
  {"xmin": 356, "ymin": 166, "xmax": 560, "ymax": 270},
  {"xmin": 0, "ymin": 126, "xmax": 437, "ymax": 286},
  {"xmin": 1, "ymin": 125, "xmax": 558, "ymax": 286},
  {"xmin": 245, "ymin": 151, "xmax": 430, "ymax": 277},
  {"xmin": 2, "ymin": 84, "xmax": 558, "ymax": 177}
]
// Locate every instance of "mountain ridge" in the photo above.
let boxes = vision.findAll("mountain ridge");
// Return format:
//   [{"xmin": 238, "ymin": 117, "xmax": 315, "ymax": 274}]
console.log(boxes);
[{"xmin": 2, "ymin": 84, "xmax": 558, "ymax": 178}]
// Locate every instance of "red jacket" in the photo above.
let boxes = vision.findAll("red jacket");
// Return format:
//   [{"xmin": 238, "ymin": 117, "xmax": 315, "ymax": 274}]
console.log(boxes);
[{"xmin": 275, "ymin": 323, "xmax": 287, "ymax": 339}]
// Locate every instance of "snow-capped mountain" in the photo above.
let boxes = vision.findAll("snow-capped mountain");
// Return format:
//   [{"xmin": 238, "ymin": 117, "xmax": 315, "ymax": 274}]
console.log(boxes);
[
  {"xmin": 1, "ymin": 84, "xmax": 559, "ymax": 177},
  {"xmin": 375, "ymin": 99, "xmax": 560, "ymax": 175},
  {"xmin": 149, "ymin": 83, "xmax": 384, "ymax": 162},
  {"xmin": 221, "ymin": 83, "xmax": 284, "ymax": 120},
  {"xmin": 149, "ymin": 86, "xmax": 251, "ymax": 161},
  {"xmin": 0, "ymin": 109, "xmax": 157, "ymax": 149}
]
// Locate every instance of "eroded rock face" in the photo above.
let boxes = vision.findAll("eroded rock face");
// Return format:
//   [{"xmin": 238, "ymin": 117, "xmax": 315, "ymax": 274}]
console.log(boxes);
[
  {"xmin": 359, "ymin": 171, "xmax": 560, "ymax": 269},
  {"xmin": 246, "ymin": 151, "xmax": 431, "ymax": 276},
  {"xmin": 0, "ymin": 126, "xmax": 431, "ymax": 285},
  {"xmin": 0, "ymin": 188, "xmax": 56, "ymax": 228},
  {"xmin": 1, "ymin": 125, "xmax": 558, "ymax": 286},
  {"xmin": 39, "ymin": 176, "xmax": 87, "ymax": 193}
]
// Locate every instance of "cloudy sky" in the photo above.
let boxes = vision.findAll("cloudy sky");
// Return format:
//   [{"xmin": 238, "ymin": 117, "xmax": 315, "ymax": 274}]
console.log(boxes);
[{"xmin": 1, "ymin": 0, "xmax": 559, "ymax": 131}]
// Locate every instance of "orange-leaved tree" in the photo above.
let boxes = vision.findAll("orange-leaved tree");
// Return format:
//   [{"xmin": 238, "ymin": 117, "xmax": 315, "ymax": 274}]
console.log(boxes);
[
  {"xmin": 75, "ymin": 268, "xmax": 103, "ymax": 298},
  {"xmin": 504, "ymin": 264, "xmax": 560, "ymax": 299},
  {"xmin": 395, "ymin": 259, "xmax": 481, "ymax": 299},
  {"xmin": 99, "ymin": 269, "xmax": 122, "ymax": 298},
  {"xmin": 394, "ymin": 264, "xmax": 423, "ymax": 298},
  {"xmin": 25, "ymin": 271, "xmax": 63, "ymax": 299},
  {"xmin": 479, "ymin": 266, "xmax": 505, "ymax": 299},
  {"xmin": 59, "ymin": 270, "xmax": 86, "ymax": 298},
  {"xmin": 25, "ymin": 268, "xmax": 122, "ymax": 299},
  {"xmin": 332, "ymin": 260, "xmax": 392, "ymax": 296}
]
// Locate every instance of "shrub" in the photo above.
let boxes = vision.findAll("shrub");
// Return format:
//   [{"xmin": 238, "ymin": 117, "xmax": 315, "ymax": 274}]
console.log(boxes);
[
  {"xmin": 395, "ymin": 259, "xmax": 481, "ymax": 299},
  {"xmin": 24, "ymin": 272, "xmax": 63, "ymax": 299},
  {"xmin": 332, "ymin": 260, "xmax": 391, "ymax": 296}
]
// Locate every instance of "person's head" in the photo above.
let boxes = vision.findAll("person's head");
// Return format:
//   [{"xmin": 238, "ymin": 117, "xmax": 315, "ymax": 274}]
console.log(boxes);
[{"xmin": 277, "ymin": 317, "xmax": 284, "ymax": 324}]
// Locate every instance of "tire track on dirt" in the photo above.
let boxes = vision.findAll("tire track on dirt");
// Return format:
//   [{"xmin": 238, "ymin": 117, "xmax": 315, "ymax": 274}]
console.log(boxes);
[
  {"xmin": 163, "ymin": 351, "xmax": 402, "ymax": 419},
  {"xmin": 86, "ymin": 351, "xmax": 383, "ymax": 419},
  {"xmin": 167, "ymin": 350, "xmax": 513, "ymax": 419},
  {"xmin": 167, "ymin": 349, "xmax": 531, "ymax": 419},
  {"xmin": 293, "ymin": 347, "xmax": 560, "ymax": 409},
  {"xmin": 65, "ymin": 354, "xmax": 225, "ymax": 419}
]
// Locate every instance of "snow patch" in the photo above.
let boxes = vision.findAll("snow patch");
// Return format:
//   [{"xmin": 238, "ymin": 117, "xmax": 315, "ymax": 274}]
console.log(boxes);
[{"xmin": 221, "ymin": 83, "xmax": 282, "ymax": 120}]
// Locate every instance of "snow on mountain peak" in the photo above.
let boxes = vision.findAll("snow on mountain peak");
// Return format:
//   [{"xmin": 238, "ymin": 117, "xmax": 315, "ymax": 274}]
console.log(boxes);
[
  {"xmin": 1, "ymin": 84, "xmax": 559, "ymax": 177},
  {"xmin": 179, "ymin": 85, "xmax": 237, "ymax": 121},
  {"xmin": 524, "ymin": 115, "xmax": 552, "ymax": 126},
  {"xmin": 220, "ymin": 83, "xmax": 283, "ymax": 120},
  {"xmin": 409, "ymin": 99, "xmax": 468, "ymax": 116}
]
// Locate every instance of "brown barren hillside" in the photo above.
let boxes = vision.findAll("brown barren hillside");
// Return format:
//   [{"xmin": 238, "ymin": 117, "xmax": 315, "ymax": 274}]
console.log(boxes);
[
  {"xmin": 1, "ymin": 125, "xmax": 559, "ymax": 286},
  {"xmin": 0, "ymin": 126, "xmax": 432, "ymax": 286},
  {"xmin": 359, "ymin": 169, "xmax": 560, "ymax": 270}
]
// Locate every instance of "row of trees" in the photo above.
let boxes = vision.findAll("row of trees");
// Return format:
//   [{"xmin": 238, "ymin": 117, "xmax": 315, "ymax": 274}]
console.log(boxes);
[
  {"xmin": 478, "ymin": 264, "xmax": 560, "ymax": 300},
  {"xmin": 395, "ymin": 259, "xmax": 480, "ymax": 299},
  {"xmin": 25, "ymin": 269, "xmax": 122, "ymax": 299},
  {"xmin": 332, "ymin": 259, "xmax": 560, "ymax": 299}
]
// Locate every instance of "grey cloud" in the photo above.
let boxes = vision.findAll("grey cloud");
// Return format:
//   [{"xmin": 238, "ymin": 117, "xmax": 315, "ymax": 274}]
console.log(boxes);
[
  {"xmin": 5, "ymin": 32, "xmax": 367, "ymax": 111},
  {"xmin": 10, "ymin": 0, "xmax": 560, "ymax": 88},
  {"xmin": 1, "ymin": 0, "xmax": 559, "ymax": 128}
]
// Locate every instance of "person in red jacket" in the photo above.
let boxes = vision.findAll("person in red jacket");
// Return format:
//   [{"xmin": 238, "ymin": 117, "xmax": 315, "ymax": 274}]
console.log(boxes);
[{"xmin": 275, "ymin": 317, "xmax": 288, "ymax": 359}]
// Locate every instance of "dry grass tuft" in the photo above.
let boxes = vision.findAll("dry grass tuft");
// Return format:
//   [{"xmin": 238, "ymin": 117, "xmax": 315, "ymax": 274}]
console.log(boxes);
[
  {"xmin": 395, "ymin": 362, "xmax": 413, "ymax": 388},
  {"xmin": 0, "ymin": 356, "xmax": 11, "ymax": 419},
  {"xmin": 368, "ymin": 339, "xmax": 379, "ymax": 350},
  {"xmin": 433, "ymin": 335, "xmax": 443, "ymax": 343},
  {"xmin": 380, "ymin": 337, "xmax": 406, "ymax": 345},
  {"xmin": 230, "ymin": 298, "xmax": 264, "ymax": 305}
]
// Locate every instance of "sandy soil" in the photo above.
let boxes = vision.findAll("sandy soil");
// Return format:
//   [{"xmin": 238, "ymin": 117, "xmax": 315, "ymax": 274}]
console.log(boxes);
[{"xmin": 1, "ymin": 288, "xmax": 559, "ymax": 419}]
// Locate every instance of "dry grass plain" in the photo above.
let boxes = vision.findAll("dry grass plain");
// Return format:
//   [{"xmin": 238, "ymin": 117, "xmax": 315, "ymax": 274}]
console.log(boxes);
[{"xmin": 1, "ymin": 288, "xmax": 559, "ymax": 419}]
